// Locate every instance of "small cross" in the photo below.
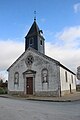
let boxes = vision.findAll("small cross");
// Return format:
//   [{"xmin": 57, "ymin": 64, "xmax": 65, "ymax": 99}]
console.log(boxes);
[{"xmin": 34, "ymin": 11, "xmax": 36, "ymax": 21}]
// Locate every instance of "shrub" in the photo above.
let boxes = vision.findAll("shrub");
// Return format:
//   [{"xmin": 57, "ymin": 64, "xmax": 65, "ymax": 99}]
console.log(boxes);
[{"xmin": 0, "ymin": 87, "xmax": 5, "ymax": 94}]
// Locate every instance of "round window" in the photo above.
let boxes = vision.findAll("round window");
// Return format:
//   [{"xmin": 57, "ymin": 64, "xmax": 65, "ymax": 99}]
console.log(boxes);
[{"xmin": 25, "ymin": 55, "xmax": 34, "ymax": 66}]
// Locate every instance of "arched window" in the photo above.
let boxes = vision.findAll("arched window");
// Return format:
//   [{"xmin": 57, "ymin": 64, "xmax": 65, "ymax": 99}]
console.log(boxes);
[
  {"xmin": 41, "ymin": 68, "xmax": 48, "ymax": 83},
  {"xmin": 14, "ymin": 72, "xmax": 19, "ymax": 84},
  {"xmin": 29, "ymin": 37, "xmax": 34, "ymax": 47}
]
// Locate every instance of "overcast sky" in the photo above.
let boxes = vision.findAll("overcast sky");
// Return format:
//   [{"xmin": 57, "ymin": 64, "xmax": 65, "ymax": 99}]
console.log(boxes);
[{"xmin": 0, "ymin": 0, "xmax": 80, "ymax": 82}]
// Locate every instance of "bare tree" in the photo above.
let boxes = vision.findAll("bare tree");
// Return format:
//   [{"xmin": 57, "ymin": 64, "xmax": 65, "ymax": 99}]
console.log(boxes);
[{"xmin": 0, "ymin": 74, "xmax": 5, "ymax": 83}]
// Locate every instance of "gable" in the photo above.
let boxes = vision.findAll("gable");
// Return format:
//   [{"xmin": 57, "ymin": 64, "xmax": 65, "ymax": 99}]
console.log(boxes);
[
  {"xmin": 7, "ymin": 47, "xmax": 75, "ymax": 75},
  {"xmin": 7, "ymin": 47, "xmax": 59, "ymax": 71}
]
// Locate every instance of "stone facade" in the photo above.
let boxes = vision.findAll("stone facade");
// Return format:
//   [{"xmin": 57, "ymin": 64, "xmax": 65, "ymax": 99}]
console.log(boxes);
[{"xmin": 8, "ymin": 48, "xmax": 60, "ymax": 96}]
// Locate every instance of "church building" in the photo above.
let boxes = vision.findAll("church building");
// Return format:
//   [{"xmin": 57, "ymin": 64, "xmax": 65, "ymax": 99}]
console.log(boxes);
[{"xmin": 7, "ymin": 19, "xmax": 76, "ymax": 97}]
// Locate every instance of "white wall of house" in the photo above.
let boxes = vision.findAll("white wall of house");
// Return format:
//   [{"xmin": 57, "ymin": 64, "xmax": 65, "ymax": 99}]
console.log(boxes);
[{"xmin": 60, "ymin": 66, "xmax": 76, "ymax": 94}]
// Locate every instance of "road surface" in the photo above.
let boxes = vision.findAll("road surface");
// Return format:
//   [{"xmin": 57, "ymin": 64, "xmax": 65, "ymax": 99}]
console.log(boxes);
[{"xmin": 0, "ymin": 97, "xmax": 80, "ymax": 120}]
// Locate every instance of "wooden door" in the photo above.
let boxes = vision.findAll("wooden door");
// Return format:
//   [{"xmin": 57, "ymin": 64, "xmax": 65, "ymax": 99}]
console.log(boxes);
[{"xmin": 26, "ymin": 77, "xmax": 33, "ymax": 94}]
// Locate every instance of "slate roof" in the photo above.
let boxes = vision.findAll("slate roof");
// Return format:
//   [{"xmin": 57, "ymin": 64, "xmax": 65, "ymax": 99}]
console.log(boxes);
[{"xmin": 25, "ymin": 21, "xmax": 44, "ymax": 40}]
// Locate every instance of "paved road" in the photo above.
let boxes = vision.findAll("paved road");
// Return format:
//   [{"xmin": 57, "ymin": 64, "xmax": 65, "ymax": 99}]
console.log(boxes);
[{"xmin": 0, "ymin": 97, "xmax": 80, "ymax": 120}]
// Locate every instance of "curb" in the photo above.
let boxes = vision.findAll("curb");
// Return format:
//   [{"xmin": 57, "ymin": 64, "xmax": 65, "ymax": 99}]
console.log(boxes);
[
  {"xmin": 0, "ymin": 95, "xmax": 80, "ymax": 102},
  {"xmin": 26, "ymin": 98, "xmax": 80, "ymax": 102},
  {"xmin": 26, "ymin": 98, "xmax": 72, "ymax": 102}
]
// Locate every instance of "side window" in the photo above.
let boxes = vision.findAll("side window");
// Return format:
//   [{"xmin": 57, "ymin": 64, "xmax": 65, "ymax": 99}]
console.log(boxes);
[
  {"xmin": 41, "ymin": 68, "xmax": 48, "ymax": 83},
  {"xmin": 65, "ymin": 71, "xmax": 68, "ymax": 82},
  {"xmin": 14, "ymin": 72, "xmax": 19, "ymax": 85},
  {"xmin": 40, "ymin": 40, "xmax": 42, "ymax": 45},
  {"xmin": 29, "ymin": 38, "xmax": 34, "ymax": 46},
  {"xmin": 71, "ymin": 75, "xmax": 73, "ymax": 83}
]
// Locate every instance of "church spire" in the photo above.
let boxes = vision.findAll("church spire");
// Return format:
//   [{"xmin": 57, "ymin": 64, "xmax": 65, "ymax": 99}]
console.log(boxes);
[{"xmin": 25, "ymin": 16, "xmax": 45, "ymax": 54}]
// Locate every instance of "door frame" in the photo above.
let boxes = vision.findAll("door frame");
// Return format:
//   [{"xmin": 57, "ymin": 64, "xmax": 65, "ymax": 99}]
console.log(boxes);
[{"xmin": 23, "ymin": 70, "xmax": 36, "ymax": 95}]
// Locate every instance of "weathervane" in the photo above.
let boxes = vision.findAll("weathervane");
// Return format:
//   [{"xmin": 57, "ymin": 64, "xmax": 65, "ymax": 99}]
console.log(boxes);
[{"xmin": 34, "ymin": 11, "xmax": 36, "ymax": 21}]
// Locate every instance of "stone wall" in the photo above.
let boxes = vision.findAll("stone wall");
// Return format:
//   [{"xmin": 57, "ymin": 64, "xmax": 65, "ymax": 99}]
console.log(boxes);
[
  {"xmin": 8, "ymin": 90, "xmax": 24, "ymax": 96},
  {"xmin": 34, "ymin": 91, "xmax": 59, "ymax": 97}
]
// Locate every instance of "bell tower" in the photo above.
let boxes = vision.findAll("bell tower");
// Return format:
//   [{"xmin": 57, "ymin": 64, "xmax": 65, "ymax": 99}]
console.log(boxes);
[{"xmin": 25, "ymin": 19, "xmax": 45, "ymax": 54}]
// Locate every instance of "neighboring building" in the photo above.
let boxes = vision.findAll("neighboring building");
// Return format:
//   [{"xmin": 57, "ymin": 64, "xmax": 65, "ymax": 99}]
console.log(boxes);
[
  {"xmin": 7, "ymin": 19, "xmax": 76, "ymax": 97},
  {"xmin": 76, "ymin": 85, "xmax": 80, "ymax": 91},
  {"xmin": 77, "ymin": 66, "xmax": 80, "ymax": 80}
]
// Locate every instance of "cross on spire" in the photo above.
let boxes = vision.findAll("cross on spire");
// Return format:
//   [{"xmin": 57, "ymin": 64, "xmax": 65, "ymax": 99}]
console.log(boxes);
[{"xmin": 34, "ymin": 11, "xmax": 36, "ymax": 21}]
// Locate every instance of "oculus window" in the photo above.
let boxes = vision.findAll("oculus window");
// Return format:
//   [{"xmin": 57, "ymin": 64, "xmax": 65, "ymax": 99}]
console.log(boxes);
[{"xmin": 25, "ymin": 55, "xmax": 34, "ymax": 66}]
